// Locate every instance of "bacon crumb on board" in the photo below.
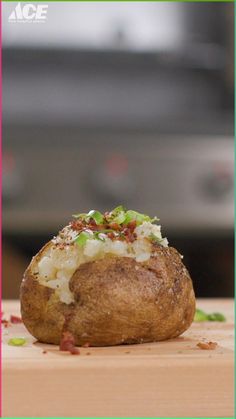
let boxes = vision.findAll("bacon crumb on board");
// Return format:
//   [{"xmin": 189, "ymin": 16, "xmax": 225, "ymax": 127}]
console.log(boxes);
[
  {"xmin": 1, "ymin": 314, "xmax": 22, "ymax": 327},
  {"xmin": 10, "ymin": 315, "xmax": 22, "ymax": 324},
  {"xmin": 60, "ymin": 331, "xmax": 80, "ymax": 355},
  {"xmin": 42, "ymin": 350, "xmax": 48, "ymax": 354},
  {"xmin": 1, "ymin": 319, "xmax": 10, "ymax": 327},
  {"xmin": 82, "ymin": 342, "xmax": 90, "ymax": 348},
  {"xmin": 197, "ymin": 341, "xmax": 218, "ymax": 350}
]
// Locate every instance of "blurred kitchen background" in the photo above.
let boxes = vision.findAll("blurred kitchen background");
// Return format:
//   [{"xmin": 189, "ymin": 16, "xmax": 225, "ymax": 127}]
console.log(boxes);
[{"xmin": 2, "ymin": 2, "xmax": 234, "ymax": 299}]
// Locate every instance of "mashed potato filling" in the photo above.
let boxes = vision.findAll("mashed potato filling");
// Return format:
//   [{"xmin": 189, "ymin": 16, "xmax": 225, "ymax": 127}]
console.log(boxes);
[{"xmin": 37, "ymin": 221, "xmax": 168, "ymax": 304}]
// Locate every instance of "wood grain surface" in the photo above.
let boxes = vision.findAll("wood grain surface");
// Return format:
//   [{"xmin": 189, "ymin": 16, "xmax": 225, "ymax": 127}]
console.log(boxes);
[{"xmin": 2, "ymin": 299, "xmax": 234, "ymax": 418}]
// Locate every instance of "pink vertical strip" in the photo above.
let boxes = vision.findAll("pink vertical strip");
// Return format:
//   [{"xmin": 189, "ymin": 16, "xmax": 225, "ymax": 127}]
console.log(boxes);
[{"xmin": 0, "ymin": 0, "xmax": 2, "ymax": 417}]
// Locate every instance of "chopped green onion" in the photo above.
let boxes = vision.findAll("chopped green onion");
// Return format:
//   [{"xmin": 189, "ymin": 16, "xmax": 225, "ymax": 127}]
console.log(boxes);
[
  {"xmin": 93, "ymin": 231, "xmax": 106, "ymax": 241},
  {"xmin": 113, "ymin": 212, "xmax": 126, "ymax": 224},
  {"xmin": 8, "ymin": 337, "xmax": 27, "ymax": 346},
  {"xmin": 207, "ymin": 312, "xmax": 226, "ymax": 322},
  {"xmin": 194, "ymin": 308, "xmax": 226, "ymax": 322},
  {"xmin": 149, "ymin": 233, "xmax": 162, "ymax": 243},
  {"xmin": 73, "ymin": 210, "xmax": 104, "ymax": 225},
  {"xmin": 87, "ymin": 210, "xmax": 104, "ymax": 225},
  {"xmin": 72, "ymin": 213, "xmax": 87, "ymax": 219},
  {"xmin": 194, "ymin": 309, "xmax": 209, "ymax": 322},
  {"xmin": 150, "ymin": 216, "xmax": 160, "ymax": 223},
  {"xmin": 73, "ymin": 206, "xmax": 159, "ymax": 228},
  {"xmin": 107, "ymin": 205, "xmax": 126, "ymax": 224},
  {"xmin": 112, "ymin": 205, "xmax": 127, "ymax": 213},
  {"xmin": 75, "ymin": 231, "xmax": 91, "ymax": 246},
  {"xmin": 124, "ymin": 210, "xmax": 152, "ymax": 225}
]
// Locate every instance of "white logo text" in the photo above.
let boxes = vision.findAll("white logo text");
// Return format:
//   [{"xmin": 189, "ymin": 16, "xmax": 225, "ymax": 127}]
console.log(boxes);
[{"xmin": 8, "ymin": 3, "xmax": 48, "ymax": 23}]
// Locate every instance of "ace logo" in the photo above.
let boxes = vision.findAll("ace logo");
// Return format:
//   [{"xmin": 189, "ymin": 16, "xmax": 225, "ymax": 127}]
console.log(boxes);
[{"xmin": 8, "ymin": 3, "xmax": 48, "ymax": 23}]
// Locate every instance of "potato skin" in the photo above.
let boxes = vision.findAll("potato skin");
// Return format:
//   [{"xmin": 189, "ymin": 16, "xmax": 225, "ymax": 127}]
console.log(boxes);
[
  {"xmin": 21, "ymin": 243, "xmax": 195, "ymax": 346},
  {"xmin": 20, "ymin": 243, "xmax": 71, "ymax": 344}
]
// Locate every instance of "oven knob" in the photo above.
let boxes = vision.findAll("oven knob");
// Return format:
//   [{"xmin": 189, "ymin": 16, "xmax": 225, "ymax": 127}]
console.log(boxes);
[
  {"xmin": 90, "ymin": 153, "xmax": 136, "ymax": 201},
  {"xmin": 2, "ymin": 152, "xmax": 25, "ymax": 204},
  {"xmin": 200, "ymin": 169, "xmax": 233, "ymax": 201}
]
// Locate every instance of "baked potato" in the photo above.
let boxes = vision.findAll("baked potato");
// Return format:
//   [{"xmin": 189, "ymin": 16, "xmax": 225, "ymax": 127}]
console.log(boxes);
[{"xmin": 20, "ymin": 206, "xmax": 195, "ymax": 346}]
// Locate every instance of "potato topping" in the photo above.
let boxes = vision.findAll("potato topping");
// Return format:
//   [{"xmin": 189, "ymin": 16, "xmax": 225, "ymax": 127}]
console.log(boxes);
[{"xmin": 37, "ymin": 207, "xmax": 168, "ymax": 304}]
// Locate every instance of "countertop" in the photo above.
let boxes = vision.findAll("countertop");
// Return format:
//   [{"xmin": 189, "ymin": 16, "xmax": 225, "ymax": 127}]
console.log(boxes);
[{"xmin": 2, "ymin": 299, "xmax": 234, "ymax": 418}]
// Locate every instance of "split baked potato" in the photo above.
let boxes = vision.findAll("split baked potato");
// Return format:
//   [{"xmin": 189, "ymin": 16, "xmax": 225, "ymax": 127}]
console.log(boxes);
[{"xmin": 20, "ymin": 207, "xmax": 195, "ymax": 346}]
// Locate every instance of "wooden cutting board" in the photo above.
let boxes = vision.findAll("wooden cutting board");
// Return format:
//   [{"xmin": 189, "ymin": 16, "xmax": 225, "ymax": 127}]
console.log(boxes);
[{"xmin": 2, "ymin": 299, "xmax": 234, "ymax": 418}]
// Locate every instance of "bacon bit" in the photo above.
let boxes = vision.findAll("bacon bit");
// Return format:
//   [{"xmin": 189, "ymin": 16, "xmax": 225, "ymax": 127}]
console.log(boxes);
[
  {"xmin": 71, "ymin": 218, "xmax": 108, "ymax": 233},
  {"xmin": 127, "ymin": 220, "xmax": 137, "ymax": 232},
  {"xmin": 130, "ymin": 233, "xmax": 137, "ymax": 243},
  {"xmin": 70, "ymin": 220, "xmax": 85, "ymax": 232},
  {"xmin": 109, "ymin": 222, "xmax": 121, "ymax": 231},
  {"xmin": 107, "ymin": 232, "xmax": 116, "ymax": 240},
  {"xmin": 82, "ymin": 342, "xmax": 90, "ymax": 348},
  {"xmin": 87, "ymin": 223, "xmax": 104, "ymax": 231},
  {"xmin": 56, "ymin": 243, "xmax": 64, "ymax": 249},
  {"xmin": 42, "ymin": 350, "xmax": 48, "ymax": 354},
  {"xmin": 1, "ymin": 319, "xmax": 10, "ymax": 328},
  {"xmin": 86, "ymin": 223, "xmax": 96, "ymax": 231},
  {"xmin": 60, "ymin": 331, "xmax": 80, "ymax": 355},
  {"xmin": 70, "ymin": 347, "xmax": 80, "ymax": 355},
  {"xmin": 123, "ymin": 228, "xmax": 136, "ymax": 243},
  {"xmin": 89, "ymin": 218, "xmax": 96, "ymax": 226},
  {"xmin": 86, "ymin": 352, "xmax": 91, "ymax": 356},
  {"xmin": 70, "ymin": 212, "xmax": 139, "ymax": 244},
  {"xmin": 197, "ymin": 341, "xmax": 218, "ymax": 350},
  {"xmin": 10, "ymin": 315, "xmax": 22, "ymax": 324},
  {"xmin": 98, "ymin": 223, "xmax": 109, "ymax": 230}
]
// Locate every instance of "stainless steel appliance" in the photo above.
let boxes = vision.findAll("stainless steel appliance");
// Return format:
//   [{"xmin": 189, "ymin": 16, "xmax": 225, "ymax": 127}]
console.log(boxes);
[{"xmin": 2, "ymin": 2, "xmax": 234, "ymax": 298}]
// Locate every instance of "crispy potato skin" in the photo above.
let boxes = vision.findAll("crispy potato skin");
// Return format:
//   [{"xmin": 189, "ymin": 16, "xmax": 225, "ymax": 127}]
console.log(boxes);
[{"xmin": 21, "ymin": 243, "xmax": 195, "ymax": 346}]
